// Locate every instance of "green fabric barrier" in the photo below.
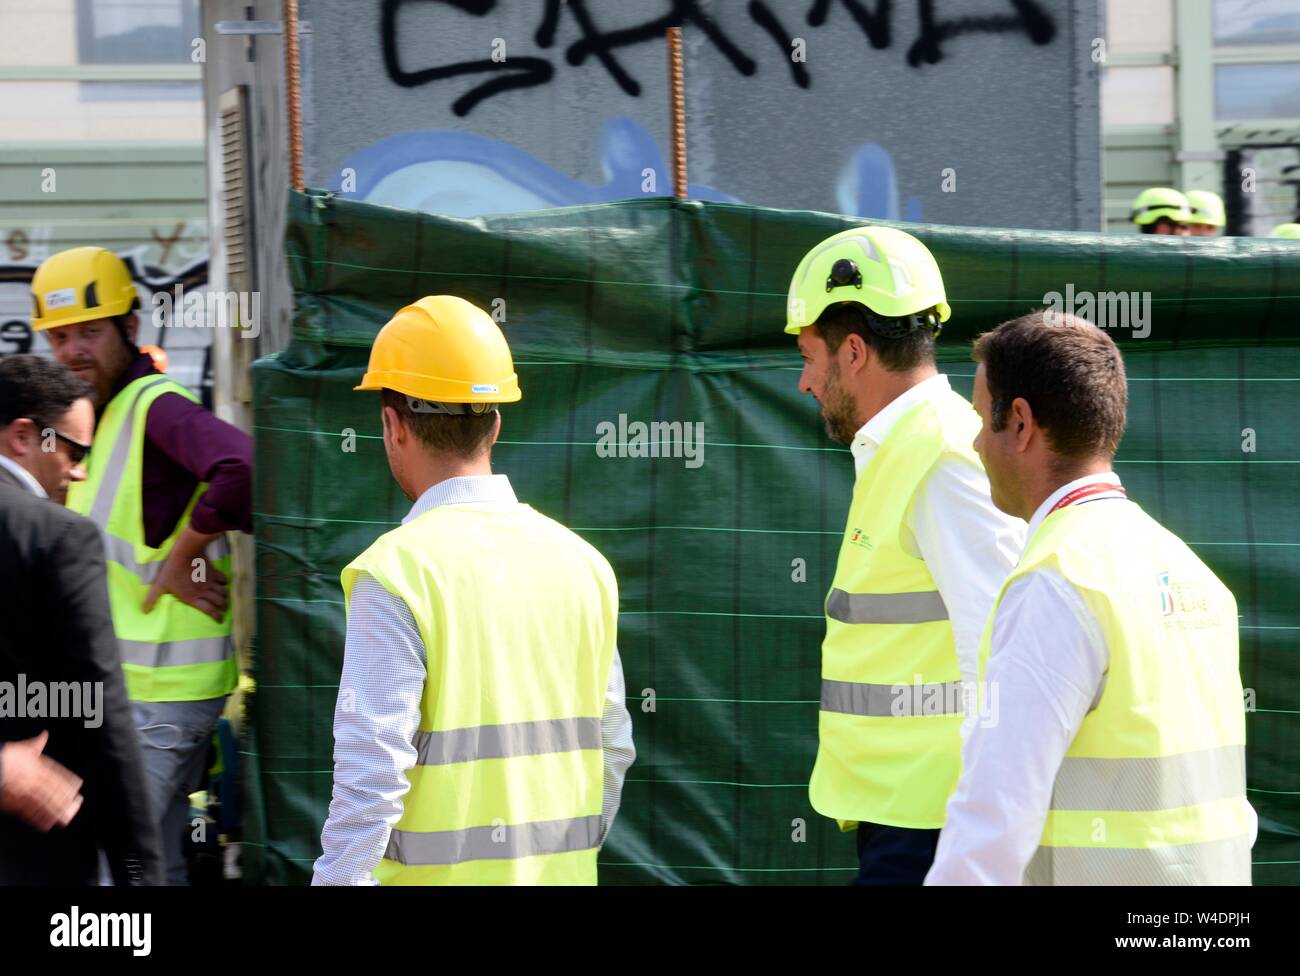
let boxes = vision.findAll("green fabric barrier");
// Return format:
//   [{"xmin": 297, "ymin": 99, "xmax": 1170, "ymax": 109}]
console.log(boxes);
[{"xmin": 245, "ymin": 189, "xmax": 1300, "ymax": 885}]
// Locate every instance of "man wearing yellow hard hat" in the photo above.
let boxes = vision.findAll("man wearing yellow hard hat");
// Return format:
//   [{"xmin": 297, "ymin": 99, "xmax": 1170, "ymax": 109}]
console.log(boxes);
[
  {"xmin": 312, "ymin": 295, "xmax": 634, "ymax": 885},
  {"xmin": 29, "ymin": 245, "xmax": 253, "ymax": 884},
  {"xmin": 785, "ymin": 228, "xmax": 1023, "ymax": 884},
  {"xmin": 1184, "ymin": 189, "xmax": 1226, "ymax": 237},
  {"xmin": 1129, "ymin": 187, "xmax": 1193, "ymax": 235}
]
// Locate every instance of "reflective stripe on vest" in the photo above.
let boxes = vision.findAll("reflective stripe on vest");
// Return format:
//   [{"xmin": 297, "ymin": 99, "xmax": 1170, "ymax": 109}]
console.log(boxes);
[
  {"xmin": 412, "ymin": 717, "xmax": 601, "ymax": 766},
  {"xmin": 1050, "ymin": 745, "xmax": 1245, "ymax": 812},
  {"xmin": 119, "ymin": 636, "xmax": 232, "ymax": 668},
  {"xmin": 825, "ymin": 588, "xmax": 949, "ymax": 624},
  {"xmin": 1026, "ymin": 833, "xmax": 1251, "ymax": 886},
  {"xmin": 821, "ymin": 678, "xmax": 966, "ymax": 717},
  {"xmin": 384, "ymin": 815, "xmax": 602, "ymax": 867},
  {"xmin": 88, "ymin": 377, "xmax": 168, "ymax": 526}
]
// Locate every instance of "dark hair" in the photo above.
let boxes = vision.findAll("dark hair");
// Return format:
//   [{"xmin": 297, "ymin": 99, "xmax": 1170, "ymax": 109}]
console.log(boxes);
[
  {"xmin": 1140, "ymin": 218, "xmax": 1179, "ymax": 235},
  {"xmin": 972, "ymin": 310, "xmax": 1127, "ymax": 462},
  {"xmin": 812, "ymin": 302, "xmax": 937, "ymax": 372},
  {"xmin": 380, "ymin": 388, "xmax": 497, "ymax": 459},
  {"xmin": 0, "ymin": 355, "xmax": 93, "ymax": 431}
]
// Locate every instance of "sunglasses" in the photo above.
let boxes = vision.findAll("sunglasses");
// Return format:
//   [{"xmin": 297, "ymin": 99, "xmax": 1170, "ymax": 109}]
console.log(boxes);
[{"xmin": 52, "ymin": 430, "xmax": 91, "ymax": 465}]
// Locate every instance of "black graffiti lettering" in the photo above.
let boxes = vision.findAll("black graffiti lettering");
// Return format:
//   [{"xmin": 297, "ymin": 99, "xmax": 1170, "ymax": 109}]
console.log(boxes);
[
  {"xmin": 806, "ymin": 0, "xmax": 892, "ymax": 49},
  {"xmin": 565, "ymin": 1, "xmax": 756, "ymax": 82},
  {"xmin": 380, "ymin": 0, "xmax": 1058, "ymax": 113},
  {"xmin": 908, "ymin": 0, "xmax": 1056, "ymax": 67},
  {"xmin": 750, "ymin": 1, "xmax": 810, "ymax": 88},
  {"xmin": 0, "ymin": 321, "xmax": 32, "ymax": 355},
  {"xmin": 537, "ymin": 0, "xmax": 644, "ymax": 97},
  {"xmin": 380, "ymin": 0, "xmax": 554, "ymax": 116}
]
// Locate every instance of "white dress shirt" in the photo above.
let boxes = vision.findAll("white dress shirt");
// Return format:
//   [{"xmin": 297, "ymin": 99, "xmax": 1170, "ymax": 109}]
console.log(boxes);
[
  {"xmin": 312, "ymin": 474, "xmax": 635, "ymax": 886},
  {"xmin": 849, "ymin": 374, "xmax": 1025, "ymax": 701},
  {"xmin": 925, "ymin": 473, "xmax": 1256, "ymax": 885},
  {"xmin": 0, "ymin": 455, "xmax": 47, "ymax": 497}
]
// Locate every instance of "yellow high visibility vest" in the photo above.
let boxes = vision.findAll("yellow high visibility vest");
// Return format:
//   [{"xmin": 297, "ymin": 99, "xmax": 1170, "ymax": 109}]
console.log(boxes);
[
  {"xmin": 342, "ymin": 500, "xmax": 619, "ymax": 885},
  {"xmin": 67, "ymin": 375, "xmax": 235, "ymax": 703},
  {"xmin": 978, "ymin": 497, "xmax": 1251, "ymax": 885},
  {"xmin": 810, "ymin": 391, "xmax": 980, "ymax": 829}
]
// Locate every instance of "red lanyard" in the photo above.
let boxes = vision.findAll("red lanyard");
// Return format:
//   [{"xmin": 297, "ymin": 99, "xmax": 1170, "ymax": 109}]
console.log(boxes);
[{"xmin": 1047, "ymin": 481, "xmax": 1126, "ymax": 515}]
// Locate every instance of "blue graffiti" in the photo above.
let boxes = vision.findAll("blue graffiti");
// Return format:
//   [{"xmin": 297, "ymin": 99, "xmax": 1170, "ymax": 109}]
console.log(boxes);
[{"xmin": 334, "ymin": 116, "xmax": 923, "ymax": 222}]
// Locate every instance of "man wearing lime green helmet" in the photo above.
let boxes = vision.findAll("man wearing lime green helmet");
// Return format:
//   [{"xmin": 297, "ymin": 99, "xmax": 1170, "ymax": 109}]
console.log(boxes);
[
  {"xmin": 1270, "ymin": 223, "xmax": 1300, "ymax": 239},
  {"xmin": 1129, "ymin": 187, "xmax": 1193, "ymax": 235},
  {"xmin": 786, "ymin": 227, "xmax": 1024, "ymax": 885},
  {"xmin": 29, "ymin": 245, "xmax": 252, "ymax": 884},
  {"xmin": 1185, "ymin": 190, "xmax": 1226, "ymax": 237},
  {"xmin": 313, "ymin": 295, "xmax": 634, "ymax": 885}
]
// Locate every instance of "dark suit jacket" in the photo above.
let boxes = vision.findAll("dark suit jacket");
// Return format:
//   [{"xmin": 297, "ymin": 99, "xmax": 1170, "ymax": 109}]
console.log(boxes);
[{"xmin": 0, "ymin": 468, "xmax": 162, "ymax": 884}]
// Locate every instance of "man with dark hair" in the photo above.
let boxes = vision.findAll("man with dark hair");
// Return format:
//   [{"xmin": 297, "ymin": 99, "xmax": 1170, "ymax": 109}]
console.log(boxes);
[
  {"xmin": 0, "ymin": 354, "xmax": 94, "ymax": 505},
  {"xmin": 927, "ymin": 311, "xmax": 1252, "ymax": 885},
  {"xmin": 0, "ymin": 353, "xmax": 162, "ymax": 885},
  {"xmin": 785, "ymin": 227, "xmax": 1024, "ymax": 885},
  {"xmin": 30, "ymin": 246, "xmax": 252, "ymax": 884},
  {"xmin": 314, "ymin": 295, "xmax": 634, "ymax": 886}
]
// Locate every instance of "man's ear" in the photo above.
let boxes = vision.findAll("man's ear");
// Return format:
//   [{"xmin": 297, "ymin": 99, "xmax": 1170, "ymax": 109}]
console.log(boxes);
[
  {"xmin": 1009, "ymin": 397, "xmax": 1036, "ymax": 454},
  {"xmin": 841, "ymin": 330, "xmax": 871, "ymax": 375},
  {"xmin": 381, "ymin": 404, "xmax": 402, "ymax": 444},
  {"xmin": 4, "ymin": 418, "xmax": 37, "ymax": 458},
  {"xmin": 123, "ymin": 311, "xmax": 140, "ymax": 345},
  {"xmin": 488, "ymin": 409, "xmax": 502, "ymax": 448}
]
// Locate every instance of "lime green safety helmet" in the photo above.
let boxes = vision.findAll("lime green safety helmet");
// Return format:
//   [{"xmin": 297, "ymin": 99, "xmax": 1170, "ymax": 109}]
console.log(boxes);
[
  {"xmin": 1185, "ymin": 190, "xmax": 1226, "ymax": 227},
  {"xmin": 784, "ymin": 226, "xmax": 951, "ymax": 337},
  {"xmin": 1270, "ymin": 223, "xmax": 1300, "ymax": 239},
  {"xmin": 1130, "ymin": 187, "xmax": 1192, "ymax": 226}
]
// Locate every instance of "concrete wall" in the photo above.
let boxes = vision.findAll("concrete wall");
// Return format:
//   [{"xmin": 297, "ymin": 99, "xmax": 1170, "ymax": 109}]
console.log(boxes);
[{"xmin": 295, "ymin": 0, "xmax": 1101, "ymax": 231}]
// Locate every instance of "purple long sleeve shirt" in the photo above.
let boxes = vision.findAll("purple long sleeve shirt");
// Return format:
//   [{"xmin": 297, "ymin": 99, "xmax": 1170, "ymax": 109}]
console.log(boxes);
[{"xmin": 105, "ymin": 354, "xmax": 252, "ymax": 548}]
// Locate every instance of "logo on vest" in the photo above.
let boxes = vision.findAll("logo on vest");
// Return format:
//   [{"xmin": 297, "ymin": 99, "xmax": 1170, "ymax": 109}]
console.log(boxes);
[
  {"xmin": 848, "ymin": 527, "xmax": 874, "ymax": 550},
  {"xmin": 1156, "ymin": 571, "xmax": 1219, "ymax": 631}
]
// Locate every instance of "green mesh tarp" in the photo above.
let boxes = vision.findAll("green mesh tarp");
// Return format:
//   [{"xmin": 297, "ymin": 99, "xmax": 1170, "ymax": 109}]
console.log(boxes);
[{"xmin": 246, "ymin": 190, "xmax": 1300, "ymax": 885}]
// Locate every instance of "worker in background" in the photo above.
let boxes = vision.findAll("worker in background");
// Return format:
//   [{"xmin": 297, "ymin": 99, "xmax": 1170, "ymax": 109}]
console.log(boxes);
[
  {"xmin": 0, "ymin": 354, "xmax": 162, "ymax": 885},
  {"xmin": 1129, "ymin": 187, "xmax": 1193, "ymax": 235},
  {"xmin": 29, "ymin": 246, "xmax": 253, "ymax": 885},
  {"xmin": 784, "ymin": 228, "xmax": 1024, "ymax": 885},
  {"xmin": 1184, "ymin": 189, "xmax": 1226, "ymax": 237},
  {"xmin": 1270, "ymin": 223, "xmax": 1300, "ymax": 238},
  {"xmin": 312, "ymin": 295, "xmax": 634, "ymax": 885},
  {"xmin": 927, "ymin": 311, "xmax": 1252, "ymax": 885}
]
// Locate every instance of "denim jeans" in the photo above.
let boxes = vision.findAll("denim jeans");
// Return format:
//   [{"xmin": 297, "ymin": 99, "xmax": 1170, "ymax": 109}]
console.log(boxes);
[{"xmin": 131, "ymin": 697, "xmax": 228, "ymax": 885}]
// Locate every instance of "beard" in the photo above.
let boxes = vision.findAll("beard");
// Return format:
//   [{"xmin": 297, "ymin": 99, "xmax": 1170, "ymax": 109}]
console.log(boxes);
[{"xmin": 819, "ymin": 363, "xmax": 861, "ymax": 445}]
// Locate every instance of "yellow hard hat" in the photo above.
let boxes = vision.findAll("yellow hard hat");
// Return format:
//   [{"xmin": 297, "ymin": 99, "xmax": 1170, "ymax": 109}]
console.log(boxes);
[
  {"xmin": 1130, "ymin": 187, "xmax": 1192, "ymax": 226},
  {"xmin": 30, "ymin": 246, "xmax": 138, "ymax": 330},
  {"xmin": 356, "ymin": 295, "xmax": 521, "ymax": 405},
  {"xmin": 784, "ymin": 226, "xmax": 950, "ymax": 335},
  {"xmin": 1185, "ymin": 190, "xmax": 1226, "ymax": 227}
]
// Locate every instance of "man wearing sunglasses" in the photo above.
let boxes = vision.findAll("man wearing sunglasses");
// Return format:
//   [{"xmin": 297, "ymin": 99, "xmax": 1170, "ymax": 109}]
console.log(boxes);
[{"xmin": 0, "ymin": 353, "xmax": 162, "ymax": 884}]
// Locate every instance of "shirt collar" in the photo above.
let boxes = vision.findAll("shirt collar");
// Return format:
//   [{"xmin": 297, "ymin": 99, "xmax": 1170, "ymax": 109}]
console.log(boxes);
[
  {"xmin": 0, "ymin": 455, "xmax": 48, "ymax": 498},
  {"xmin": 1026, "ymin": 470, "xmax": 1124, "ymax": 539},
  {"xmin": 403, "ymin": 473, "xmax": 517, "ymax": 525},
  {"xmin": 848, "ymin": 373, "xmax": 952, "ymax": 474}
]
